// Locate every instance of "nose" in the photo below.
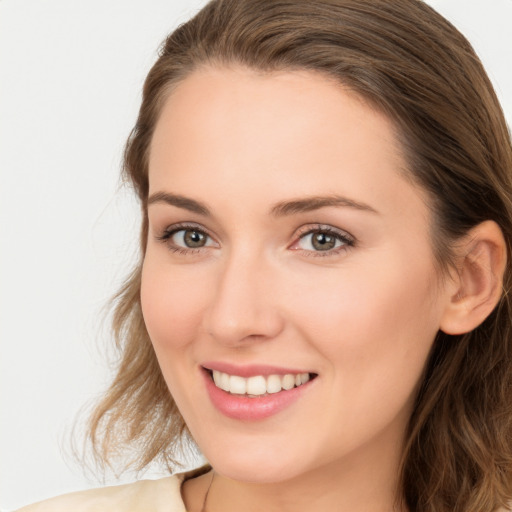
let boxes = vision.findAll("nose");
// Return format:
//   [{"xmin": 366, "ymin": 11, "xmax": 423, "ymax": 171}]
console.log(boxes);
[{"xmin": 202, "ymin": 250, "xmax": 285, "ymax": 346}]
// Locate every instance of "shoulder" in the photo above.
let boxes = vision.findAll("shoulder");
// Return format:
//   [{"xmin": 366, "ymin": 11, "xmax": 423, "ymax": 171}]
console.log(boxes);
[{"xmin": 14, "ymin": 474, "xmax": 187, "ymax": 512}]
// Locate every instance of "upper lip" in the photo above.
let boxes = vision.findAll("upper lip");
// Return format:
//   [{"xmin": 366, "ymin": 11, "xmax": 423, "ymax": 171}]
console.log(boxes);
[{"xmin": 201, "ymin": 361, "xmax": 315, "ymax": 378}]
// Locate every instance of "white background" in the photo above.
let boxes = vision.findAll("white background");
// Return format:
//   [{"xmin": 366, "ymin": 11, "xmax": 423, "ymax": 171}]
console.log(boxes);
[{"xmin": 1, "ymin": 1, "xmax": 511, "ymax": 510}]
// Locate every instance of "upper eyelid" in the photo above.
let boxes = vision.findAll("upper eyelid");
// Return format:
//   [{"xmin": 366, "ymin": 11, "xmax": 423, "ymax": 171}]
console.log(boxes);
[
  {"xmin": 162, "ymin": 222, "xmax": 212, "ymax": 236},
  {"xmin": 294, "ymin": 224, "xmax": 355, "ymax": 241}
]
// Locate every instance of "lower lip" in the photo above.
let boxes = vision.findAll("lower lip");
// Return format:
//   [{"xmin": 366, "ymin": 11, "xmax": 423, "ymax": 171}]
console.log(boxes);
[{"xmin": 202, "ymin": 368, "xmax": 315, "ymax": 421}]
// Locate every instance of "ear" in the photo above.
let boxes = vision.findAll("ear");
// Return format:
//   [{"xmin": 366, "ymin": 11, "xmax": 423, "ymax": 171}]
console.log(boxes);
[{"xmin": 440, "ymin": 220, "xmax": 507, "ymax": 335}]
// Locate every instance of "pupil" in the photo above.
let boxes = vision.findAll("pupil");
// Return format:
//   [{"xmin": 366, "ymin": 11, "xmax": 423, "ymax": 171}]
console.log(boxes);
[
  {"xmin": 312, "ymin": 233, "xmax": 335, "ymax": 251},
  {"xmin": 184, "ymin": 230, "xmax": 205, "ymax": 247}
]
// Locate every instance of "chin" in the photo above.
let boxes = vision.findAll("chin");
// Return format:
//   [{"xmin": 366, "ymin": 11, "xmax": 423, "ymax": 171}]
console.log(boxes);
[
  {"xmin": 212, "ymin": 457, "xmax": 303, "ymax": 484},
  {"xmin": 198, "ymin": 434, "xmax": 311, "ymax": 484}
]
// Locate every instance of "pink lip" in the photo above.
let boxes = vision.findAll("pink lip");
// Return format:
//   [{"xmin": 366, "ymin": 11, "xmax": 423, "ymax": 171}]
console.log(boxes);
[
  {"xmin": 201, "ymin": 366, "xmax": 316, "ymax": 421},
  {"xmin": 202, "ymin": 361, "xmax": 312, "ymax": 378}
]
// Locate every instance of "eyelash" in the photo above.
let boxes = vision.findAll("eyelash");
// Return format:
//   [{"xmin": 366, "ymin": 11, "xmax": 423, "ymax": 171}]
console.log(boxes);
[
  {"xmin": 156, "ymin": 223, "xmax": 214, "ymax": 255},
  {"xmin": 155, "ymin": 223, "xmax": 356, "ymax": 257},
  {"xmin": 292, "ymin": 224, "xmax": 355, "ymax": 258}
]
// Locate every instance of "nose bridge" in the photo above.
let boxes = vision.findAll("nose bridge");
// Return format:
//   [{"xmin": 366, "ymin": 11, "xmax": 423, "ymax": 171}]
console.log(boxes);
[{"xmin": 204, "ymin": 245, "xmax": 283, "ymax": 344}]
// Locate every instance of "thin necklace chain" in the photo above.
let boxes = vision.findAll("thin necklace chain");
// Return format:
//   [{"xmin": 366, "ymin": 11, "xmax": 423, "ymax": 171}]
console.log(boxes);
[{"xmin": 200, "ymin": 469, "xmax": 215, "ymax": 512}]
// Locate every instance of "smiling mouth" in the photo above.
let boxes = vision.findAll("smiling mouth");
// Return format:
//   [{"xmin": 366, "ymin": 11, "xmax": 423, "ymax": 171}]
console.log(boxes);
[{"xmin": 204, "ymin": 368, "xmax": 318, "ymax": 397}]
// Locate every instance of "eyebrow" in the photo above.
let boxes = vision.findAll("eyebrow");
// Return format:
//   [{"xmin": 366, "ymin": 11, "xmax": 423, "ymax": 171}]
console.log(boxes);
[
  {"xmin": 147, "ymin": 192, "xmax": 211, "ymax": 216},
  {"xmin": 270, "ymin": 195, "xmax": 379, "ymax": 216},
  {"xmin": 147, "ymin": 191, "xmax": 378, "ymax": 217}
]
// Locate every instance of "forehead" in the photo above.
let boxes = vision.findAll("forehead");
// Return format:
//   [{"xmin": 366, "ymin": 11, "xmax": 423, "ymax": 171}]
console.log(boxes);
[
  {"xmin": 150, "ymin": 66, "xmax": 401, "ymax": 167},
  {"xmin": 148, "ymin": 66, "xmax": 427, "ymax": 221}
]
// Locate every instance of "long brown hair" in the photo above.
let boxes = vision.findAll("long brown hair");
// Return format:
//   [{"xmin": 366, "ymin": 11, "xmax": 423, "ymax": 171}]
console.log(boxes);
[{"xmin": 88, "ymin": 1, "xmax": 512, "ymax": 509}]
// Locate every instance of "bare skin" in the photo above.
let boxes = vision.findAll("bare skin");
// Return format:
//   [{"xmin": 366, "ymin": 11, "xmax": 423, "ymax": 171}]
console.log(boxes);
[
  {"xmin": 181, "ymin": 471, "xmax": 213, "ymax": 512},
  {"xmin": 143, "ymin": 66, "xmax": 506, "ymax": 512}
]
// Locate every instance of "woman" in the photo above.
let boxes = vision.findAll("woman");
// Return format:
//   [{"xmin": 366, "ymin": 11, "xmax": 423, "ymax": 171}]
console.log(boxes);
[{"xmin": 17, "ymin": 0, "xmax": 512, "ymax": 510}]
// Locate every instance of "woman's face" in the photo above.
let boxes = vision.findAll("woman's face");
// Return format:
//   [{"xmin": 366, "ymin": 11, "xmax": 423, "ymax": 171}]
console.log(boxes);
[{"xmin": 141, "ymin": 67, "xmax": 451, "ymax": 483}]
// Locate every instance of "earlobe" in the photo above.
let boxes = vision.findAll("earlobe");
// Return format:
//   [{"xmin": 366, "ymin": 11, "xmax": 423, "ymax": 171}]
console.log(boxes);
[{"xmin": 440, "ymin": 220, "xmax": 507, "ymax": 335}]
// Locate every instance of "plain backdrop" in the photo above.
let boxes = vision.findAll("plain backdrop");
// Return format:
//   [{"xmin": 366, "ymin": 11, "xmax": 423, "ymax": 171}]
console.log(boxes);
[{"xmin": 1, "ymin": 0, "xmax": 511, "ymax": 510}]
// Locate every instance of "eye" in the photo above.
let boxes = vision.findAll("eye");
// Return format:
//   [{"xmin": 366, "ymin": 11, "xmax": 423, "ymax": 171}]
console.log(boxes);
[
  {"xmin": 156, "ymin": 224, "xmax": 217, "ymax": 253},
  {"xmin": 172, "ymin": 228, "xmax": 211, "ymax": 248},
  {"xmin": 290, "ymin": 225, "xmax": 355, "ymax": 255}
]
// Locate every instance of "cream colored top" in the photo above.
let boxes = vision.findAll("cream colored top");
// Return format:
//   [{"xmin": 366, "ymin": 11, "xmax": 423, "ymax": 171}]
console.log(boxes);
[
  {"xmin": 15, "ymin": 467, "xmax": 211, "ymax": 512},
  {"xmin": 14, "ymin": 466, "xmax": 512, "ymax": 512}
]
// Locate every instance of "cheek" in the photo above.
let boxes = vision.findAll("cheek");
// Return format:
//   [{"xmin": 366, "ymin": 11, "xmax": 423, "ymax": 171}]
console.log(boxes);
[
  {"xmin": 140, "ymin": 256, "xmax": 209, "ymax": 350},
  {"xmin": 288, "ymin": 250, "xmax": 441, "ymax": 395},
  {"xmin": 280, "ymin": 253, "xmax": 441, "ymax": 452},
  {"xmin": 296, "ymin": 265, "xmax": 436, "ymax": 335}
]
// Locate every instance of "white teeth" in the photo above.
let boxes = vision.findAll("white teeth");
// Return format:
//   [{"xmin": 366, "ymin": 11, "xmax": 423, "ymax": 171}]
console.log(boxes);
[
  {"xmin": 220, "ymin": 372, "xmax": 230, "ymax": 392},
  {"xmin": 282, "ymin": 374, "xmax": 295, "ymax": 390},
  {"xmin": 266, "ymin": 375, "xmax": 282, "ymax": 394},
  {"xmin": 246, "ymin": 375, "xmax": 267, "ymax": 395},
  {"xmin": 210, "ymin": 370, "xmax": 313, "ymax": 396},
  {"xmin": 229, "ymin": 375, "xmax": 247, "ymax": 394}
]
